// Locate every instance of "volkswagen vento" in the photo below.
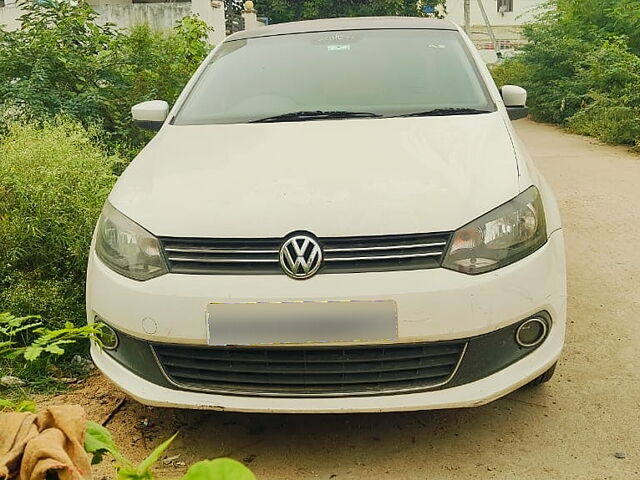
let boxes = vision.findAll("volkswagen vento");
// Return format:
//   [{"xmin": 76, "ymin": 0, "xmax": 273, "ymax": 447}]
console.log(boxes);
[{"xmin": 87, "ymin": 17, "xmax": 567, "ymax": 413}]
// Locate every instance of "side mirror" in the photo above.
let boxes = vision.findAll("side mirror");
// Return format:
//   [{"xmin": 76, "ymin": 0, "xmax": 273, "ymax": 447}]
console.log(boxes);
[
  {"xmin": 501, "ymin": 85, "xmax": 529, "ymax": 121},
  {"xmin": 132, "ymin": 100, "xmax": 169, "ymax": 131}
]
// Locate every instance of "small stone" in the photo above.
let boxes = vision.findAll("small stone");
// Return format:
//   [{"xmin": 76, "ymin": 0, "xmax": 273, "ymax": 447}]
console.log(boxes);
[
  {"xmin": 242, "ymin": 454, "xmax": 256, "ymax": 464},
  {"xmin": 162, "ymin": 455, "xmax": 181, "ymax": 465},
  {"xmin": 614, "ymin": 452, "xmax": 626, "ymax": 459},
  {"xmin": 71, "ymin": 355, "xmax": 95, "ymax": 371},
  {"xmin": 1, "ymin": 376, "xmax": 25, "ymax": 387},
  {"xmin": 174, "ymin": 462, "xmax": 186, "ymax": 467}
]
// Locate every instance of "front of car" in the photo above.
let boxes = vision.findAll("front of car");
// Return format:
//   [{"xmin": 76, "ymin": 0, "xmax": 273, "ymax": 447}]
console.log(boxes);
[{"xmin": 86, "ymin": 18, "xmax": 566, "ymax": 413}]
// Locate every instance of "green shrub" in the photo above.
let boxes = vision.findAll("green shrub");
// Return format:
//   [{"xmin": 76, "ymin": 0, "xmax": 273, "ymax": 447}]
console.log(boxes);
[
  {"xmin": 0, "ymin": 1, "xmax": 115, "ymax": 134},
  {"xmin": 567, "ymin": 96, "xmax": 640, "ymax": 145},
  {"xmin": 98, "ymin": 18, "xmax": 213, "ymax": 157},
  {"xmin": 490, "ymin": 58, "xmax": 529, "ymax": 88},
  {"xmin": 0, "ymin": 1, "xmax": 211, "ymax": 157},
  {"xmin": 564, "ymin": 39, "xmax": 640, "ymax": 145},
  {"xmin": 85, "ymin": 422, "xmax": 256, "ymax": 480},
  {"xmin": 0, "ymin": 120, "xmax": 118, "ymax": 327},
  {"xmin": 493, "ymin": 0, "xmax": 640, "ymax": 147},
  {"xmin": 0, "ymin": 274, "xmax": 83, "ymax": 332},
  {"xmin": 578, "ymin": 39, "xmax": 640, "ymax": 104},
  {"xmin": 0, "ymin": 312, "xmax": 103, "ymax": 397},
  {"xmin": 253, "ymin": 0, "xmax": 426, "ymax": 23}
]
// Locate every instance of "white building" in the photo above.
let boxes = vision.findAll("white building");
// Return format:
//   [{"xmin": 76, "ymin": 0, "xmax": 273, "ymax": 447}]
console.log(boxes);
[
  {"xmin": 444, "ymin": 0, "xmax": 547, "ymax": 49},
  {"xmin": 445, "ymin": 0, "xmax": 545, "ymax": 27}
]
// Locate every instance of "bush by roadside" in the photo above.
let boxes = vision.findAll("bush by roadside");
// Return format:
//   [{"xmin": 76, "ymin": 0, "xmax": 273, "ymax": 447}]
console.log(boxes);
[
  {"xmin": 491, "ymin": 0, "xmax": 640, "ymax": 148},
  {"xmin": 0, "ymin": 120, "xmax": 118, "ymax": 330},
  {"xmin": 0, "ymin": 0, "xmax": 211, "ymax": 158},
  {"xmin": 0, "ymin": 1, "xmax": 211, "ymax": 389}
]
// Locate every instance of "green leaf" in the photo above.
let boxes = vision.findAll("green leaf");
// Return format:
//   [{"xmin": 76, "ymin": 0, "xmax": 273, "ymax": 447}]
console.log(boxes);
[
  {"xmin": 85, "ymin": 421, "xmax": 130, "ymax": 466},
  {"xmin": 0, "ymin": 399, "xmax": 36, "ymax": 412},
  {"xmin": 44, "ymin": 344, "xmax": 65, "ymax": 355},
  {"xmin": 137, "ymin": 432, "xmax": 178, "ymax": 474},
  {"xmin": 15, "ymin": 400, "xmax": 37, "ymax": 412},
  {"xmin": 181, "ymin": 459, "xmax": 256, "ymax": 480},
  {"xmin": 23, "ymin": 345, "xmax": 43, "ymax": 361},
  {"xmin": 118, "ymin": 467, "xmax": 150, "ymax": 480}
]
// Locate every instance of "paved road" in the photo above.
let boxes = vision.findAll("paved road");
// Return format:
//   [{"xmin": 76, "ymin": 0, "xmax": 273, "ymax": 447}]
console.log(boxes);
[{"xmin": 57, "ymin": 120, "xmax": 640, "ymax": 479}]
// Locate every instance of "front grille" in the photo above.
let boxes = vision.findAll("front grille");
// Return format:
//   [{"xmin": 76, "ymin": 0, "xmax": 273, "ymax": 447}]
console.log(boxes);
[
  {"xmin": 160, "ymin": 232, "xmax": 451, "ymax": 275},
  {"xmin": 153, "ymin": 341, "xmax": 466, "ymax": 396}
]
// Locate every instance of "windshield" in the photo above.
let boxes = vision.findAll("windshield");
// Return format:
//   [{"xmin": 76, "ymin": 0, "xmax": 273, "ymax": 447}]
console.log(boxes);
[{"xmin": 173, "ymin": 29, "xmax": 496, "ymax": 125}]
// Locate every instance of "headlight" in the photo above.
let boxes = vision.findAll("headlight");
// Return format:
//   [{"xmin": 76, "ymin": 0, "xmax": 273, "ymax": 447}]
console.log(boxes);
[
  {"xmin": 442, "ymin": 186, "xmax": 547, "ymax": 275},
  {"xmin": 95, "ymin": 202, "xmax": 168, "ymax": 281}
]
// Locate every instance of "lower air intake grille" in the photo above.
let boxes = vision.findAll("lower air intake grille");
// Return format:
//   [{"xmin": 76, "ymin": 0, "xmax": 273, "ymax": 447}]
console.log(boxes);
[
  {"xmin": 159, "ymin": 232, "xmax": 451, "ymax": 275},
  {"xmin": 153, "ymin": 341, "xmax": 466, "ymax": 396}
]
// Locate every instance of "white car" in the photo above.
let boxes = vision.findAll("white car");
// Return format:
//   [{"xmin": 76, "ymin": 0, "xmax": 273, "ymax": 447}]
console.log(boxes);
[{"xmin": 87, "ymin": 17, "xmax": 566, "ymax": 413}]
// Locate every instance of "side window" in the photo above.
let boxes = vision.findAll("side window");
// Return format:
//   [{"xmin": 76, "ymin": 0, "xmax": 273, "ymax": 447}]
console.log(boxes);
[{"xmin": 497, "ymin": 0, "xmax": 514, "ymax": 13}]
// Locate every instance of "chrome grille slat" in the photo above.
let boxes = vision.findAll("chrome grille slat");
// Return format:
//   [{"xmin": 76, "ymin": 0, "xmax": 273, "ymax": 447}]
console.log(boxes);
[
  {"xmin": 326, "ymin": 252, "xmax": 443, "ymax": 262},
  {"xmin": 160, "ymin": 232, "xmax": 452, "ymax": 275},
  {"xmin": 165, "ymin": 248, "xmax": 279, "ymax": 254},
  {"xmin": 154, "ymin": 341, "xmax": 466, "ymax": 396},
  {"xmin": 166, "ymin": 256, "xmax": 278, "ymax": 263},
  {"xmin": 324, "ymin": 242, "xmax": 446, "ymax": 253}
]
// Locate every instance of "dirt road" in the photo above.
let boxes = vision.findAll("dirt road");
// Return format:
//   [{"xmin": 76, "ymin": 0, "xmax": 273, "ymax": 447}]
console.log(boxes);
[{"xmin": 50, "ymin": 120, "xmax": 640, "ymax": 479}]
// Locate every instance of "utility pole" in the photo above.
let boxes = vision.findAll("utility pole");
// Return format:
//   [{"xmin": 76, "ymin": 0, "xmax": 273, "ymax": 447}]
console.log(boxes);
[
  {"xmin": 476, "ymin": 0, "xmax": 499, "ymax": 54},
  {"xmin": 463, "ymin": 0, "xmax": 471, "ymax": 35}
]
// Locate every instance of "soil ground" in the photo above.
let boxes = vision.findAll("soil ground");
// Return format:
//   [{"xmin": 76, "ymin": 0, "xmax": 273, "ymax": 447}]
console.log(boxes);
[{"xmin": 45, "ymin": 120, "xmax": 640, "ymax": 479}]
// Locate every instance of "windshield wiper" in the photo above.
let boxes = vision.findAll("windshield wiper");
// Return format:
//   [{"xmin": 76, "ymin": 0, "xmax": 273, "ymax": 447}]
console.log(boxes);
[
  {"xmin": 250, "ymin": 110, "xmax": 382, "ymax": 123},
  {"xmin": 397, "ymin": 108, "xmax": 493, "ymax": 117}
]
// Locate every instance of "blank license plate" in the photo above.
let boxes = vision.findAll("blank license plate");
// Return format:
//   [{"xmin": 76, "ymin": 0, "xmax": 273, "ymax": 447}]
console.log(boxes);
[{"xmin": 207, "ymin": 300, "xmax": 398, "ymax": 346}]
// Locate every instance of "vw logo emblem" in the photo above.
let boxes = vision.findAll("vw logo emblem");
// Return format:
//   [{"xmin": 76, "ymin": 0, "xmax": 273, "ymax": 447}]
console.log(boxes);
[{"xmin": 279, "ymin": 235, "xmax": 323, "ymax": 279}]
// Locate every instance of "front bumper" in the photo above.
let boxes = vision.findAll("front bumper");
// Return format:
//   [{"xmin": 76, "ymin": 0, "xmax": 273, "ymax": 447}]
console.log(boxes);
[
  {"xmin": 91, "ymin": 315, "xmax": 563, "ymax": 412},
  {"xmin": 87, "ymin": 231, "xmax": 566, "ymax": 412}
]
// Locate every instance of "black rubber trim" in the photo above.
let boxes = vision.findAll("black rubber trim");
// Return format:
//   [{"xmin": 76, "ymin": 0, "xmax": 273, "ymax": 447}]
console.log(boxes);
[
  {"xmin": 448, "ymin": 311, "xmax": 551, "ymax": 387},
  {"xmin": 507, "ymin": 106, "xmax": 529, "ymax": 121},
  {"xmin": 98, "ymin": 330, "xmax": 173, "ymax": 389}
]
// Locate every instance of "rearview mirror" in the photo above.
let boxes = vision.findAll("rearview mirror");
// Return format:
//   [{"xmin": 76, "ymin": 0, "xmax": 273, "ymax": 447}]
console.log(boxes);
[
  {"xmin": 501, "ymin": 85, "xmax": 529, "ymax": 121},
  {"xmin": 132, "ymin": 100, "xmax": 169, "ymax": 131}
]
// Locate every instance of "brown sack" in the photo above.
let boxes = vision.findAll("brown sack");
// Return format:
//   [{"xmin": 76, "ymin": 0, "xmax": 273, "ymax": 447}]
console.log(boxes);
[{"xmin": 0, "ymin": 406, "xmax": 91, "ymax": 480}]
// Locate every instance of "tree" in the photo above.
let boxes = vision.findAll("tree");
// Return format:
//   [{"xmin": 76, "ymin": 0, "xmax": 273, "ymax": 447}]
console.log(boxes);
[
  {"xmin": 490, "ymin": 0, "xmax": 640, "ymax": 146},
  {"xmin": 0, "ymin": 0, "xmax": 212, "ymax": 155},
  {"xmin": 254, "ymin": 0, "xmax": 427, "ymax": 24}
]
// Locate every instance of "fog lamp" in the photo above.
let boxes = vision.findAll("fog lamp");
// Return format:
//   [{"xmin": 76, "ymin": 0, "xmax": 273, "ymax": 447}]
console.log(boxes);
[
  {"xmin": 95, "ymin": 319, "xmax": 119, "ymax": 350},
  {"xmin": 515, "ymin": 317, "xmax": 548, "ymax": 347}
]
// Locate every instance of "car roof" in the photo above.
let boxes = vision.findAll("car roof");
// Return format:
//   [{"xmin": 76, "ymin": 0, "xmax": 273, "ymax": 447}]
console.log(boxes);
[{"xmin": 226, "ymin": 16, "xmax": 459, "ymax": 41}]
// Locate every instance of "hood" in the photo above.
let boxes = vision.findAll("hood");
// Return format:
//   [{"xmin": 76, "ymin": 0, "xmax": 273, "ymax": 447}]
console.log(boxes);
[{"xmin": 110, "ymin": 113, "xmax": 519, "ymax": 237}]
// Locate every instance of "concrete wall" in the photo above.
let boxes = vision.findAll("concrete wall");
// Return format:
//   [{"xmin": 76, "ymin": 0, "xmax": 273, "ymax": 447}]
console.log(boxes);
[
  {"xmin": 92, "ymin": 3, "xmax": 191, "ymax": 31},
  {"xmin": 90, "ymin": 0, "xmax": 134, "ymax": 6},
  {"xmin": 191, "ymin": 0, "xmax": 225, "ymax": 45},
  {"xmin": 0, "ymin": 2, "xmax": 20, "ymax": 30},
  {"xmin": 1, "ymin": 0, "xmax": 227, "ymax": 45}
]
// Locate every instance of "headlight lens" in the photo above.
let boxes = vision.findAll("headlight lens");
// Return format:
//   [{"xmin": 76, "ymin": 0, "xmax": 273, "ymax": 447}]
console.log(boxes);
[
  {"xmin": 442, "ymin": 186, "xmax": 547, "ymax": 275},
  {"xmin": 95, "ymin": 202, "xmax": 167, "ymax": 281}
]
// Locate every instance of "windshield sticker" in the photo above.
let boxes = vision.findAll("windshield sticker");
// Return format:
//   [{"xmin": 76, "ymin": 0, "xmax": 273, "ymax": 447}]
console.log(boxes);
[
  {"xmin": 328, "ymin": 45, "xmax": 351, "ymax": 52},
  {"xmin": 318, "ymin": 33, "xmax": 355, "ymax": 43}
]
